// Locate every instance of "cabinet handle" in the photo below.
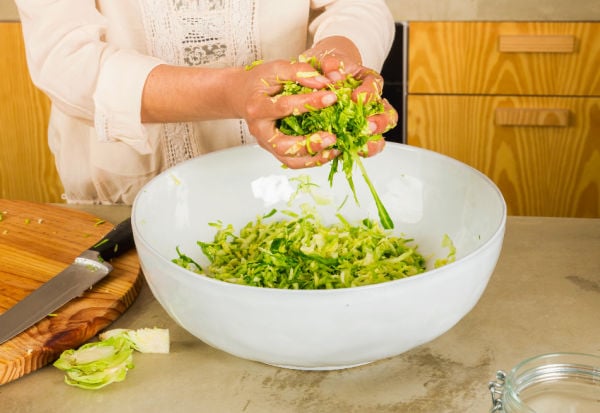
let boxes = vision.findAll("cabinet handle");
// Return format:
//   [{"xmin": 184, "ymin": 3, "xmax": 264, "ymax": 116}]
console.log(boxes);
[
  {"xmin": 495, "ymin": 108, "xmax": 570, "ymax": 127},
  {"xmin": 498, "ymin": 35, "xmax": 576, "ymax": 53}
]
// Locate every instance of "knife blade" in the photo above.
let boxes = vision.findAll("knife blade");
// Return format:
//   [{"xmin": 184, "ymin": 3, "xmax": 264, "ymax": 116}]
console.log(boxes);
[{"xmin": 0, "ymin": 217, "xmax": 135, "ymax": 345}]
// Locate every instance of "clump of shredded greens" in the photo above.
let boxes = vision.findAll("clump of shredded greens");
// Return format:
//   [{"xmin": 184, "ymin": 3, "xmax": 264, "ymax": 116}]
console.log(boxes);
[
  {"xmin": 276, "ymin": 58, "xmax": 394, "ymax": 229},
  {"xmin": 173, "ymin": 207, "xmax": 426, "ymax": 290}
]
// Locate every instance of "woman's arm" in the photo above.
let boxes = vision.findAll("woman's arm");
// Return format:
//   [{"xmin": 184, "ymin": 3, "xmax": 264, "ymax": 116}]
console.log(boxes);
[{"xmin": 139, "ymin": 60, "xmax": 343, "ymax": 168}]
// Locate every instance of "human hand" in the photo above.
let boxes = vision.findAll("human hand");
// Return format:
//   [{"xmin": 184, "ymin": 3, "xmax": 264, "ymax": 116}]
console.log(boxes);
[
  {"xmin": 229, "ymin": 59, "xmax": 342, "ymax": 169},
  {"xmin": 303, "ymin": 36, "xmax": 399, "ymax": 157}
]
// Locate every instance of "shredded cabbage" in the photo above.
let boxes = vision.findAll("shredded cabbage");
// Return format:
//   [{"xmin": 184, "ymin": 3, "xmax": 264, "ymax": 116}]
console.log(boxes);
[
  {"xmin": 173, "ymin": 207, "xmax": 426, "ymax": 290},
  {"xmin": 172, "ymin": 177, "xmax": 457, "ymax": 290},
  {"xmin": 434, "ymin": 234, "xmax": 457, "ymax": 268}
]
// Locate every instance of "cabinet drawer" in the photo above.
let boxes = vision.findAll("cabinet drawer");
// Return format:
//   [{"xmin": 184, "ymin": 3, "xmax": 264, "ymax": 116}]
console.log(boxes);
[
  {"xmin": 407, "ymin": 95, "xmax": 600, "ymax": 217},
  {"xmin": 408, "ymin": 22, "xmax": 600, "ymax": 96}
]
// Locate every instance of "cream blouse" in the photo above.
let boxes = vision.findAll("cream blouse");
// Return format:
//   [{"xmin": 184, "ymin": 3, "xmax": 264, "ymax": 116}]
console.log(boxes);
[{"xmin": 15, "ymin": 0, "xmax": 395, "ymax": 204}]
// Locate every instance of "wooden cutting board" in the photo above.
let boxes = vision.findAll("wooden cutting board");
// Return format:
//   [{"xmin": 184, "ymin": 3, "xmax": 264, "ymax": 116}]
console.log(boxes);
[{"xmin": 0, "ymin": 200, "xmax": 142, "ymax": 385}]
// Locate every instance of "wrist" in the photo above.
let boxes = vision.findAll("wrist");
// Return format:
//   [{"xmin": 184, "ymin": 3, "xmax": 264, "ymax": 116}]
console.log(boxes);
[{"xmin": 219, "ymin": 66, "xmax": 248, "ymax": 119}]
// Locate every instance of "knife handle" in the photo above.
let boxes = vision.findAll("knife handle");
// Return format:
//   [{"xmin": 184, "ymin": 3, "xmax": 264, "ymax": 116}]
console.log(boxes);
[{"xmin": 89, "ymin": 217, "xmax": 135, "ymax": 261}]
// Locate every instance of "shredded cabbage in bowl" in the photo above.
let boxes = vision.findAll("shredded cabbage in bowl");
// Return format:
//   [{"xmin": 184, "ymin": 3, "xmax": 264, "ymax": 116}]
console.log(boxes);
[{"xmin": 173, "ymin": 205, "xmax": 428, "ymax": 290}]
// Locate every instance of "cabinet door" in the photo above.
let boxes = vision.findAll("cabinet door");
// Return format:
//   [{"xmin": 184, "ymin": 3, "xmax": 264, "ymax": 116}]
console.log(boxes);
[
  {"xmin": 0, "ymin": 23, "xmax": 64, "ymax": 203},
  {"xmin": 408, "ymin": 22, "xmax": 600, "ymax": 96},
  {"xmin": 407, "ymin": 95, "xmax": 600, "ymax": 217}
]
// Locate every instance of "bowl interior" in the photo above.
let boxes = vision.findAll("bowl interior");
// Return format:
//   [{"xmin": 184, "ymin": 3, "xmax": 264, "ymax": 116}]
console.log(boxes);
[{"xmin": 133, "ymin": 143, "xmax": 505, "ymax": 275}]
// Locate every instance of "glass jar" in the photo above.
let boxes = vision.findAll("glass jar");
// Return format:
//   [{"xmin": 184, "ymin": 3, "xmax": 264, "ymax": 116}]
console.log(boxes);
[{"xmin": 489, "ymin": 353, "xmax": 600, "ymax": 412}]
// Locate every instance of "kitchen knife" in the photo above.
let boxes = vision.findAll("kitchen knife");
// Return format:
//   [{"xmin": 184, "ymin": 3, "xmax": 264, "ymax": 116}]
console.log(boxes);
[{"xmin": 0, "ymin": 217, "xmax": 135, "ymax": 345}]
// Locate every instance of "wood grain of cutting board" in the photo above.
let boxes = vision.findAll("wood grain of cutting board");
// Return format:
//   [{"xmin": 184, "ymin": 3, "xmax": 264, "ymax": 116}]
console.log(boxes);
[{"xmin": 0, "ymin": 200, "xmax": 142, "ymax": 385}]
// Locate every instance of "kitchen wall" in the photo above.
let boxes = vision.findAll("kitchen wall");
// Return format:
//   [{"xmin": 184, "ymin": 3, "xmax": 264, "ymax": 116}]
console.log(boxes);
[
  {"xmin": 386, "ymin": 0, "xmax": 600, "ymax": 21},
  {"xmin": 0, "ymin": 0, "xmax": 16, "ymax": 21},
  {"xmin": 1, "ymin": 0, "xmax": 599, "ymax": 21}
]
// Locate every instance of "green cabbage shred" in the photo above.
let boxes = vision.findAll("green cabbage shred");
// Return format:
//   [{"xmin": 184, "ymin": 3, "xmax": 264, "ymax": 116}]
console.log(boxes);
[
  {"xmin": 434, "ymin": 234, "xmax": 457, "ymax": 268},
  {"xmin": 173, "ymin": 206, "xmax": 426, "ymax": 290}
]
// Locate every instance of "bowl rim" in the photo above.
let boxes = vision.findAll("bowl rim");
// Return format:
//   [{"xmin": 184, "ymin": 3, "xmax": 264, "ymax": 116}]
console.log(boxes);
[{"xmin": 132, "ymin": 143, "xmax": 507, "ymax": 295}]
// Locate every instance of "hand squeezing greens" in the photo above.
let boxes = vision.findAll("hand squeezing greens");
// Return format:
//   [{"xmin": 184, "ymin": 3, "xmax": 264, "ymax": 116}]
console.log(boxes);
[{"xmin": 276, "ymin": 57, "xmax": 394, "ymax": 229}]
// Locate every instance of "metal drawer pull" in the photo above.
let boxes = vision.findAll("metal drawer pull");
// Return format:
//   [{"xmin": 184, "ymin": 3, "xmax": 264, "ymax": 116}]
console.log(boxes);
[
  {"xmin": 498, "ymin": 34, "xmax": 576, "ymax": 53},
  {"xmin": 495, "ymin": 107, "xmax": 570, "ymax": 127}
]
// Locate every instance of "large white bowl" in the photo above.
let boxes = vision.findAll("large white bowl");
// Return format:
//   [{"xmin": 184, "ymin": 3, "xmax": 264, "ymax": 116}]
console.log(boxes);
[{"xmin": 132, "ymin": 143, "xmax": 506, "ymax": 370}]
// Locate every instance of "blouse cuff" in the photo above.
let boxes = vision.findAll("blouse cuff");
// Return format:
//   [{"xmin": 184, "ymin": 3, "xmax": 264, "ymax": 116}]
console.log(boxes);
[{"xmin": 93, "ymin": 51, "xmax": 164, "ymax": 154}]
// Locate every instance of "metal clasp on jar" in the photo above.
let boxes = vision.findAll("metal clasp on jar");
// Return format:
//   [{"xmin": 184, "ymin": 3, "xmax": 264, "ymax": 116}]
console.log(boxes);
[{"xmin": 489, "ymin": 370, "xmax": 507, "ymax": 412}]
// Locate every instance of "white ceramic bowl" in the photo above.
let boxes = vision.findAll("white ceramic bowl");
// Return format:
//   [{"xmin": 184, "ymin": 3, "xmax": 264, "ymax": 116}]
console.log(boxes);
[{"xmin": 132, "ymin": 143, "xmax": 506, "ymax": 370}]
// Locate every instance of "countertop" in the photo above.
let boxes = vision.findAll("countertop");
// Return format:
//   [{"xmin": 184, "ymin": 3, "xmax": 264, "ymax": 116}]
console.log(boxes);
[{"xmin": 1, "ymin": 208, "xmax": 599, "ymax": 413}]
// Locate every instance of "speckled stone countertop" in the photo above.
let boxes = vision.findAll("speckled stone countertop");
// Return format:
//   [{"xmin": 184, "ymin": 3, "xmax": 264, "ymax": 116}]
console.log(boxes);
[{"xmin": 1, "ymin": 206, "xmax": 599, "ymax": 413}]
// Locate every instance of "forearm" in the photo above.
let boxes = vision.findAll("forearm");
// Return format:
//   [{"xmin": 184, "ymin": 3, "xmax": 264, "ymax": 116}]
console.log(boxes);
[{"xmin": 140, "ymin": 64, "xmax": 244, "ymax": 123}]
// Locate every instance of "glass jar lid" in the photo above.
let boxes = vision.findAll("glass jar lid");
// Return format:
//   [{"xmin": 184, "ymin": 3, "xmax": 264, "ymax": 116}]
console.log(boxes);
[{"xmin": 489, "ymin": 352, "xmax": 600, "ymax": 412}]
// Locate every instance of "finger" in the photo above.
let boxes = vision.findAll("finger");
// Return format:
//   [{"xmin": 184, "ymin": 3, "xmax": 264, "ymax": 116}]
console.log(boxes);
[
  {"xmin": 261, "ymin": 130, "xmax": 340, "ymax": 169},
  {"xmin": 366, "ymin": 99, "xmax": 398, "ymax": 134},
  {"xmin": 251, "ymin": 60, "xmax": 329, "ymax": 92},
  {"xmin": 269, "ymin": 130, "xmax": 337, "ymax": 159},
  {"xmin": 250, "ymin": 117, "xmax": 336, "ymax": 157},
  {"xmin": 351, "ymin": 70, "xmax": 384, "ymax": 103},
  {"xmin": 319, "ymin": 54, "xmax": 362, "ymax": 79},
  {"xmin": 281, "ymin": 60, "xmax": 331, "ymax": 89},
  {"xmin": 319, "ymin": 54, "xmax": 343, "ymax": 75},
  {"xmin": 294, "ymin": 70, "xmax": 331, "ymax": 89},
  {"xmin": 284, "ymin": 146, "xmax": 341, "ymax": 169},
  {"xmin": 358, "ymin": 138, "xmax": 386, "ymax": 158},
  {"xmin": 265, "ymin": 90, "xmax": 337, "ymax": 119}
]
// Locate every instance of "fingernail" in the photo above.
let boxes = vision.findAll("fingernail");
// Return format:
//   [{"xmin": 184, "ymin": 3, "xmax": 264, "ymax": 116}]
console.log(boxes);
[
  {"xmin": 368, "ymin": 121, "xmax": 377, "ymax": 133},
  {"xmin": 321, "ymin": 134, "xmax": 336, "ymax": 147},
  {"xmin": 327, "ymin": 71, "xmax": 343, "ymax": 82},
  {"xmin": 321, "ymin": 93, "xmax": 337, "ymax": 106}
]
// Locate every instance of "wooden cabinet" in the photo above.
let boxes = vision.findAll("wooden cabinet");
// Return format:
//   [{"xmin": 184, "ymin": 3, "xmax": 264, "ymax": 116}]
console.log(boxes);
[
  {"xmin": 0, "ymin": 22, "xmax": 64, "ymax": 203},
  {"xmin": 407, "ymin": 21, "xmax": 600, "ymax": 217}
]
